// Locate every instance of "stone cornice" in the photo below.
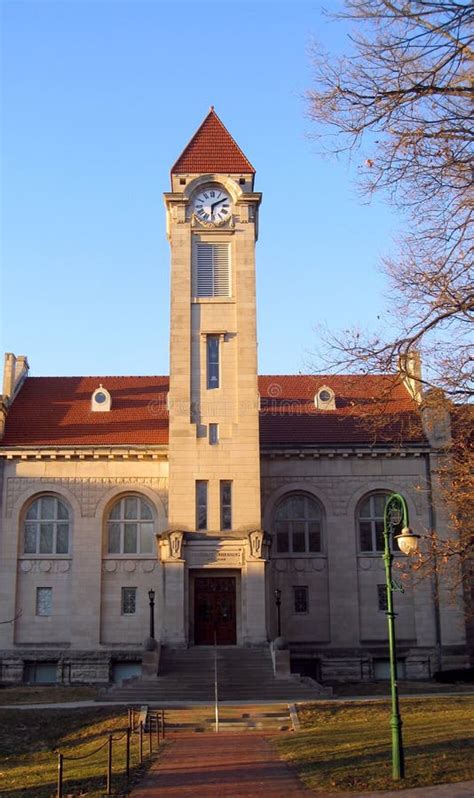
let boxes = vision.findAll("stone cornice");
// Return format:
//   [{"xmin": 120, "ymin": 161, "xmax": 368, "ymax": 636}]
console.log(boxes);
[
  {"xmin": 0, "ymin": 443, "xmax": 432, "ymax": 461},
  {"xmin": 0, "ymin": 446, "xmax": 168, "ymax": 461},
  {"xmin": 260, "ymin": 444, "xmax": 430, "ymax": 459}
]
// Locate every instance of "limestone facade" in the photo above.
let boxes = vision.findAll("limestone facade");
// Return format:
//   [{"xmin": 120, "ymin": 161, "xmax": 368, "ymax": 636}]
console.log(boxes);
[
  {"xmin": 0, "ymin": 444, "xmax": 468, "ymax": 683},
  {"xmin": 0, "ymin": 110, "xmax": 468, "ymax": 684}
]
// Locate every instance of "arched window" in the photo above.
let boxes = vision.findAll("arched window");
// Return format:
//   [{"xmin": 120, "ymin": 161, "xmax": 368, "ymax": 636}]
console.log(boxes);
[
  {"xmin": 107, "ymin": 496, "xmax": 155, "ymax": 555},
  {"xmin": 273, "ymin": 493, "xmax": 323, "ymax": 554},
  {"xmin": 357, "ymin": 492, "xmax": 403, "ymax": 553},
  {"xmin": 24, "ymin": 496, "xmax": 70, "ymax": 555}
]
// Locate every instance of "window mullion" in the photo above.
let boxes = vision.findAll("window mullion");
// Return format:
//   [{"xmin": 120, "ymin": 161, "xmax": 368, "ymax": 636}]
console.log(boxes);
[{"xmin": 120, "ymin": 500, "xmax": 125, "ymax": 553}]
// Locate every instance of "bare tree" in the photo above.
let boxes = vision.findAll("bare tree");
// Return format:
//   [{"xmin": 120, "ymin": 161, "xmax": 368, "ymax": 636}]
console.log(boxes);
[
  {"xmin": 0, "ymin": 610, "xmax": 22, "ymax": 624},
  {"xmin": 307, "ymin": 2, "xmax": 473, "ymax": 575},
  {"xmin": 308, "ymin": 0, "xmax": 473, "ymax": 400}
]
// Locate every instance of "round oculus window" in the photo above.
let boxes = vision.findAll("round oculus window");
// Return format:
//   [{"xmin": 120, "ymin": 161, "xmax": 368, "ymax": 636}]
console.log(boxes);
[
  {"xmin": 95, "ymin": 392, "xmax": 107, "ymax": 404},
  {"xmin": 319, "ymin": 390, "xmax": 332, "ymax": 402}
]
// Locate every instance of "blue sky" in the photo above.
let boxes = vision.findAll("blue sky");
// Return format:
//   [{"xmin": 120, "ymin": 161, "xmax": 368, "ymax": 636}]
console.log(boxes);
[{"xmin": 1, "ymin": 0, "xmax": 400, "ymax": 377}]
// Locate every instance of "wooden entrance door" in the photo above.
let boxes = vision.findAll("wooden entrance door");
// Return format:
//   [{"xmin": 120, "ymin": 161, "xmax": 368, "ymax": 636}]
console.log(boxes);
[{"xmin": 194, "ymin": 576, "xmax": 236, "ymax": 645}]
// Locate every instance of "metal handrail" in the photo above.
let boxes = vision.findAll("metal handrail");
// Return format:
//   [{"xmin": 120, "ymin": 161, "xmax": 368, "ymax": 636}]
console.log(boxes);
[{"xmin": 56, "ymin": 708, "xmax": 162, "ymax": 798}]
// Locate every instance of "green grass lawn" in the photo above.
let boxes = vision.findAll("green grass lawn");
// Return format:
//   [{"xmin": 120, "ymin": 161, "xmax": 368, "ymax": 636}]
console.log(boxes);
[
  {"xmin": 276, "ymin": 695, "xmax": 474, "ymax": 793},
  {"xmin": 0, "ymin": 706, "xmax": 162, "ymax": 798}
]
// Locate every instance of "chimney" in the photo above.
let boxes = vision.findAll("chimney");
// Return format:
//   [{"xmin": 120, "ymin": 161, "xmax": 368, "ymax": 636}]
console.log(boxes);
[
  {"xmin": 0, "ymin": 398, "xmax": 7, "ymax": 438},
  {"xmin": 3, "ymin": 353, "xmax": 29, "ymax": 403},
  {"xmin": 398, "ymin": 350, "xmax": 422, "ymax": 403},
  {"xmin": 421, "ymin": 388, "xmax": 452, "ymax": 449},
  {"xmin": 3, "ymin": 353, "xmax": 16, "ymax": 400}
]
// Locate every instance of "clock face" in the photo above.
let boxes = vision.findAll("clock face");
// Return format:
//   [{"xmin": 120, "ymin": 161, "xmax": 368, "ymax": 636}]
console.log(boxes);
[{"xmin": 193, "ymin": 188, "xmax": 231, "ymax": 225}]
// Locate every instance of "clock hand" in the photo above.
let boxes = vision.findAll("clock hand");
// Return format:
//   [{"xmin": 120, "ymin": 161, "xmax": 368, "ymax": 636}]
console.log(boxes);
[{"xmin": 211, "ymin": 197, "xmax": 229, "ymax": 211}]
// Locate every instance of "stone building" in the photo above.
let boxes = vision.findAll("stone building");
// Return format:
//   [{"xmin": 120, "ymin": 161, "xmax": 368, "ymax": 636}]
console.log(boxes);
[{"xmin": 0, "ymin": 109, "xmax": 468, "ymax": 685}]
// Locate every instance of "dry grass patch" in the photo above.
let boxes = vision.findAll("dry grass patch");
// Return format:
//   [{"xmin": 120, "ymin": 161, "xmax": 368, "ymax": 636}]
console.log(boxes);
[
  {"xmin": 275, "ymin": 695, "xmax": 474, "ymax": 792},
  {"xmin": 0, "ymin": 685, "xmax": 99, "ymax": 705},
  {"xmin": 330, "ymin": 680, "xmax": 474, "ymax": 697},
  {"xmin": 0, "ymin": 706, "xmax": 161, "ymax": 798}
]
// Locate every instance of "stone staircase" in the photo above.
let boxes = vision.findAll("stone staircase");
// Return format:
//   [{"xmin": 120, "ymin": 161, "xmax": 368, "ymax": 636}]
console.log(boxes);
[
  {"xmin": 143, "ymin": 705, "xmax": 293, "ymax": 732},
  {"xmin": 102, "ymin": 646, "xmax": 330, "ymax": 703}
]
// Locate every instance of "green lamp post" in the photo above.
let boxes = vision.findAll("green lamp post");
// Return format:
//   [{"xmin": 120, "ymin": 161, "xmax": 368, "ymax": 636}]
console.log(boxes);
[{"xmin": 383, "ymin": 493, "xmax": 420, "ymax": 780}]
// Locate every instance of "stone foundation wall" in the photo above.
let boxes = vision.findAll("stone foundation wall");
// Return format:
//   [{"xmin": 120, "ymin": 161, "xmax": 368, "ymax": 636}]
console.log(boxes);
[
  {"xmin": 1, "ymin": 643, "xmax": 470, "ymax": 685},
  {"xmin": 289, "ymin": 645, "xmax": 470, "ymax": 683},
  {"xmin": 0, "ymin": 649, "xmax": 143, "ymax": 685}
]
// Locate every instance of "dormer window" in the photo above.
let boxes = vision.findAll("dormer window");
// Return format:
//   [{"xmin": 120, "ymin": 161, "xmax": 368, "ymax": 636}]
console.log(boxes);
[
  {"xmin": 91, "ymin": 384, "xmax": 111, "ymax": 412},
  {"xmin": 315, "ymin": 385, "xmax": 336, "ymax": 410}
]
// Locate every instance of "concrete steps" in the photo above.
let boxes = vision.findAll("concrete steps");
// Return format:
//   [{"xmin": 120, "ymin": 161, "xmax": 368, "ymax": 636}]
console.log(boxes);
[
  {"xmin": 143, "ymin": 706, "xmax": 293, "ymax": 732},
  {"xmin": 102, "ymin": 646, "xmax": 329, "ymax": 703}
]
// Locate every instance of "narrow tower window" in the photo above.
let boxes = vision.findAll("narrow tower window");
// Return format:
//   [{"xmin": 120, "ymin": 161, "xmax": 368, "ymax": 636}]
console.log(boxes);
[
  {"xmin": 207, "ymin": 336, "xmax": 220, "ymax": 389},
  {"xmin": 377, "ymin": 584, "xmax": 388, "ymax": 612},
  {"xmin": 195, "ymin": 242, "xmax": 230, "ymax": 297},
  {"xmin": 122, "ymin": 587, "xmax": 137, "ymax": 615},
  {"xmin": 36, "ymin": 587, "xmax": 52, "ymax": 616},
  {"xmin": 196, "ymin": 481, "xmax": 208, "ymax": 531},
  {"xmin": 293, "ymin": 586, "xmax": 309, "ymax": 614},
  {"xmin": 220, "ymin": 481, "xmax": 232, "ymax": 531},
  {"xmin": 209, "ymin": 423, "xmax": 219, "ymax": 445}
]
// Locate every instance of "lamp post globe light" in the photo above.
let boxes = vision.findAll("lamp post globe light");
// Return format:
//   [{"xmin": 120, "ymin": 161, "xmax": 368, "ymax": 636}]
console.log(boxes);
[{"xmin": 383, "ymin": 493, "xmax": 420, "ymax": 780}]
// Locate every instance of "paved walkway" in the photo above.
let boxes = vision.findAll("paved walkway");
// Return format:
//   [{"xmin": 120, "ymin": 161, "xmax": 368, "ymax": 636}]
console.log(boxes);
[
  {"xmin": 128, "ymin": 732, "xmax": 474, "ymax": 798},
  {"xmin": 129, "ymin": 732, "xmax": 314, "ymax": 797}
]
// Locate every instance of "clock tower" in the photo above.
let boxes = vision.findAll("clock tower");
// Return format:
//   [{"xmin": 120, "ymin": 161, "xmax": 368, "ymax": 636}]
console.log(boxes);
[{"xmin": 162, "ymin": 109, "xmax": 266, "ymax": 646}]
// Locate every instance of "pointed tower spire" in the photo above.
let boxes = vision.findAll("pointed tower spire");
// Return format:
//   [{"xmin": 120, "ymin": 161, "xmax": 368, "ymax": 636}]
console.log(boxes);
[{"xmin": 171, "ymin": 108, "xmax": 255, "ymax": 175}]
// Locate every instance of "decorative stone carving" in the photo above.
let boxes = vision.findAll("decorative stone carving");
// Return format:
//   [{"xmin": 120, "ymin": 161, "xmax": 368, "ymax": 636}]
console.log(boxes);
[
  {"xmin": 272, "ymin": 557, "xmax": 327, "ymax": 573},
  {"xmin": 101, "ymin": 559, "xmax": 157, "ymax": 574},
  {"xmin": 248, "ymin": 529, "xmax": 264, "ymax": 559},
  {"xmin": 6, "ymin": 476, "xmax": 168, "ymax": 517},
  {"xmin": 168, "ymin": 530, "xmax": 184, "ymax": 560},
  {"xmin": 18, "ymin": 559, "xmax": 71, "ymax": 574},
  {"xmin": 185, "ymin": 544, "xmax": 243, "ymax": 569},
  {"xmin": 262, "ymin": 475, "xmax": 356, "ymax": 516},
  {"xmin": 263, "ymin": 474, "xmax": 426, "ymax": 519}
]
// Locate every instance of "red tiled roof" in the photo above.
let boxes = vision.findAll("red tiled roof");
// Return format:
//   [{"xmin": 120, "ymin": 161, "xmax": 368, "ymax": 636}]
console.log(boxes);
[
  {"xmin": 171, "ymin": 108, "xmax": 255, "ymax": 175},
  {"xmin": 1, "ymin": 374, "xmax": 426, "ymax": 448},
  {"xmin": 258, "ymin": 375, "xmax": 425, "ymax": 445},
  {"xmin": 2, "ymin": 377, "xmax": 169, "ymax": 447}
]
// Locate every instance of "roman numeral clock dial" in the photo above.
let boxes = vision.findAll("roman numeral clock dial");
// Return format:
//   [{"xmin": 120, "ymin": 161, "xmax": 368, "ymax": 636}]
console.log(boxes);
[{"xmin": 192, "ymin": 188, "xmax": 231, "ymax": 226}]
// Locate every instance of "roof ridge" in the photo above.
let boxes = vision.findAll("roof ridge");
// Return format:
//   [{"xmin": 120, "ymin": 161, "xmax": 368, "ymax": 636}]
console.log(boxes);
[
  {"xmin": 171, "ymin": 107, "xmax": 255, "ymax": 175},
  {"xmin": 21, "ymin": 373, "xmax": 401, "ymax": 380},
  {"xmin": 24, "ymin": 375, "xmax": 169, "ymax": 380},
  {"xmin": 258, "ymin": 373, "xmax": 399, "ymax": 378}
]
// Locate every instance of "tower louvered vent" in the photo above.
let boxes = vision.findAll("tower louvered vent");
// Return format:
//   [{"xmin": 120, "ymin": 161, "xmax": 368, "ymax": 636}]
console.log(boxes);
[{"xmin": 195, "ymin": 243, "xmax": 230, "ymax": 297}]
